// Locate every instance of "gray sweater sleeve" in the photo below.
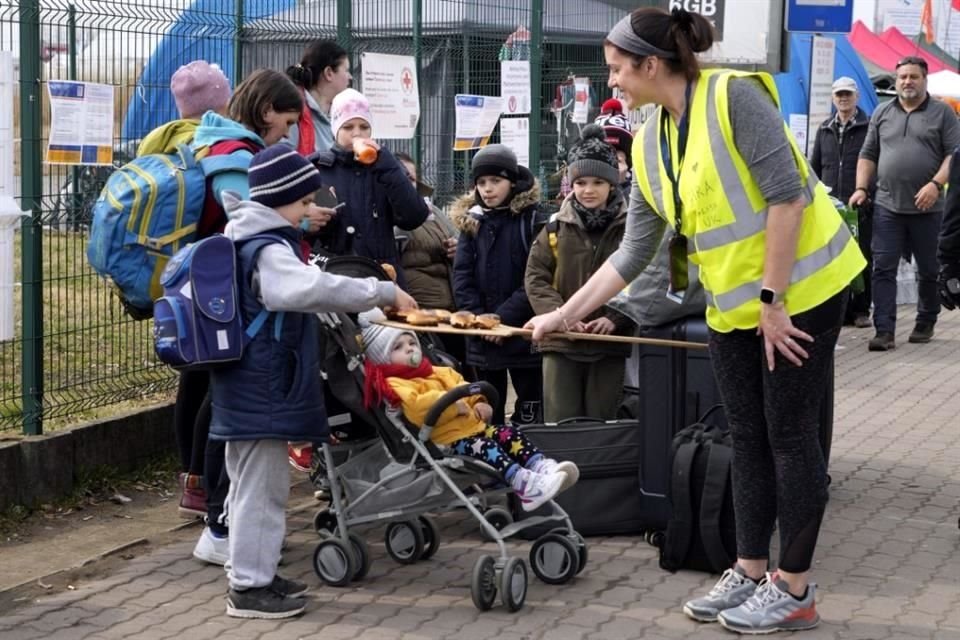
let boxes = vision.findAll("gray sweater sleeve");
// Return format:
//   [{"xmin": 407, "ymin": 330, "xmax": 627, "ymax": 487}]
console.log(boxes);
[{"xmin": 607, "ymin": 179, "xmax": 667, "ymax": 283}]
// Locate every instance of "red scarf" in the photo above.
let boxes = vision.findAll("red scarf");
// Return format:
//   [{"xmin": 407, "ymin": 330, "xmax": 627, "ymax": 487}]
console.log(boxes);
[
  {"xmin": 296, "ymin": 88, "xmax": 316, "ymax": 156},
  {"xmin": 363, "ymin": 359, "xmax": 434, "ymax": 410}
]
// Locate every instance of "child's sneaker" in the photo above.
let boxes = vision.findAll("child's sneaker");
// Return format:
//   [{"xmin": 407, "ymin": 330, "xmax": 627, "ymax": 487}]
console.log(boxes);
[
  {"xmin": 528, "ymin": 457, "xmax": 580, "ymax": 492},
  {"xmin": 178, "ymin": 472, "xmax": 207, "ymax": 519},
  {"xmin": 717, "ymin": 573, "xmax": 820, "ymax": 634},
  {"xmin": 512, "ymin": 467, "xmax": 566, "ymax": 512},
  {"xmin": 288, "ymin": 443, "xmax": 312, "ymax": 473},
  {"xmin": 193, "ymin": 527, "xmax": 229, "ymax": 566},
  {"xmin": 683, "ymin": 565, "xmax": 758, "ymax": 622},
  {"xmin": 226, "ymin": 586, "xmax": 305, "ymax": 619}
]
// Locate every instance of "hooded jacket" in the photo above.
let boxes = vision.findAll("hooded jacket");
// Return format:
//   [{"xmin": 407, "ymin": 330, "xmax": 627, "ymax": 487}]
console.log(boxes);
[
  {"xmin": 209, "ymin": 193, "xmax": 396, "ymax": 442},
  {"xmin": 398, "ymin": 202, "xmax": 459, "ymax": 310},
  {"xmin": 136, "ymin": 119, "xmax": 200, "ymax": 156},
  {"xmin": 387, "ymin": 366, "xmax": 486, "ymax": 446},
  {"xmin": 312, "ymin": 145, "xmax": 430, "ymax": 287},
  {"xmin": 525, "ymin": 192, "xmax": 633, "ymax": 358},
  {"xmin": 451, "ymin": 166, "xmax": 544, "ymax": 369}
]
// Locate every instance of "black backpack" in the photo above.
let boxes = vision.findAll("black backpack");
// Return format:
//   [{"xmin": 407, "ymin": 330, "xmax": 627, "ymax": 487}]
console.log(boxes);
[{"xmin": 659, "ymin": 405, "xmax": 737, "ymax": 574}]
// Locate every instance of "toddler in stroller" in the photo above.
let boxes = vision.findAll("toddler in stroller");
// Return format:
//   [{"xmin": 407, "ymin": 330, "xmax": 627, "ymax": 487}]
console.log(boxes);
[{"xmin": 359, "ymin": 310, "xmax": 579, "ymax": 511}]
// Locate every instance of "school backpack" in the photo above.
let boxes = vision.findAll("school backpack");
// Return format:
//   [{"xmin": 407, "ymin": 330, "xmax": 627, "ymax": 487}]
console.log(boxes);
[
  {"xmin": 86, "ymin": 143, "xmax": 252, "ymax": 319},
  {"xmin": 152, "ymin": 232, "xmax": 287, "ymax": 371},
  {"xmin": 659, "ymin": 405, "xmax": 738, "ymax": 574}
]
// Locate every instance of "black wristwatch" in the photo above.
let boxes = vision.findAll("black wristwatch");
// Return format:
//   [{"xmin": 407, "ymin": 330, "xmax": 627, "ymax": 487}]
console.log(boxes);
[
  {"xmin": 760, "ymin": 287, "xmax": 784, "ymax": 305},
  {"xmin": 931, "ymin": 179, "xmax": 944, "ymax": 192}
]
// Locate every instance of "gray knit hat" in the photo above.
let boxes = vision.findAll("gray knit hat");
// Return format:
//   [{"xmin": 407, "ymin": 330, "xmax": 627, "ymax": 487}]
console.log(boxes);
[
  {"xmin": 567, "ymin": 124, "xmax": 620, "ymax": 186},
  {"xmin": 471, "ymin": 144, "xmax": 519, "ymax": 183},
  {"xmin": 358, "ymin": 309, "xmax": 419, "ymax": 365}
]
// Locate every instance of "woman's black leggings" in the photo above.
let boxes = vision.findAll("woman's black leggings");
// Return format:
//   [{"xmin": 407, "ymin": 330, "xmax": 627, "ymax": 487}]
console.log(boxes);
[
  {"xmin": 173, "ymin": 370, "xmax": 210, "ymax": 475},
  {"xmin": 708, "ymin": 291, "xmax": 844, "ymax": 574}
]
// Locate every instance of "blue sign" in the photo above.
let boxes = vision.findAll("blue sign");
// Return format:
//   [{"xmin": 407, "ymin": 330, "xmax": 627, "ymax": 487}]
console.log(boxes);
[{"xmin": 785, "ymin": 0, "xmax": 854, "ymax": 34}]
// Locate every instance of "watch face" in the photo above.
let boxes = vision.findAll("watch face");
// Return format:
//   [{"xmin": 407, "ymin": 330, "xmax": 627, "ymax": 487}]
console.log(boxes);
[{"xmin": 760, "ymin": 289, "xmax": 775, "ymax": 304}]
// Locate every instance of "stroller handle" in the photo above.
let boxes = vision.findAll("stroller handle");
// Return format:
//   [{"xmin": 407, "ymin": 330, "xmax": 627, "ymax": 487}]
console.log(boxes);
[{"xmin": 422, "ymin": 382, "xmax": 500, "ymax": 436}]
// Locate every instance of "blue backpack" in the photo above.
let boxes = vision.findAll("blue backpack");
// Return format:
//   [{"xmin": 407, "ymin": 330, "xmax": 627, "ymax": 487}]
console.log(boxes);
[
  {"xmin": 86, "ymin": 144, "xmax": 251, "ymax": 319},
  {"xmin": 152, "ymin": 233, "xmax": 285, "ymax": 371}
]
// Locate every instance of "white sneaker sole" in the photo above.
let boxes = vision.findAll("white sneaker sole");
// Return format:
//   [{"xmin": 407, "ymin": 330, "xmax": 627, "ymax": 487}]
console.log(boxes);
[
  {"xmin": 555, "ymin": 462, "xmax": 579, "ymax": 492},
  {"xmin": 682, "ymin": 604, "xmax": 720, "ymax": 622},
  {"xmin": 718, "ymin": 613, "xmax": 820, "ymax": 635},
  {"xmin": 519, "ymin": 474, "xmax": 566, "ymax": 512},
  {"xmin": 226, "ymin": 602, "xmax": 305, "ymax": 619}
]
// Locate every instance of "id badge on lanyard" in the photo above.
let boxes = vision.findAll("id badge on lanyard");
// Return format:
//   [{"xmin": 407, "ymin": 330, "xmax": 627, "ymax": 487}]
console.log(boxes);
[{"xmin": 661, "ymin": 81, "xmax": 692, "ymax": 304}]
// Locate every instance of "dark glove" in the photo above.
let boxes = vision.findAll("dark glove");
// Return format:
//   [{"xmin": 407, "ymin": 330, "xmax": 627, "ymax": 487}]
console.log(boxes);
[{"xmin": 938, "ymin": 264, "xmax": 960, "ymax": 310}]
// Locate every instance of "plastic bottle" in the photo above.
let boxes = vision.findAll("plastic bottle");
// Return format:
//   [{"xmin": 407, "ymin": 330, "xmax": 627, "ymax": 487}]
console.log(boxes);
[{"xmin": 353, "ymin": 139, "xmax": 378, "ymax": 165}]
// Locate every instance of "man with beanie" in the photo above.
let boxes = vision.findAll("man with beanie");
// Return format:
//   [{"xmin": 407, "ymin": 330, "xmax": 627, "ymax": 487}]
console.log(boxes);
[
  {"xmin": 137, "ymin": 60, "xmax": 232, "ymax": 156},
  {"xmin": 451, "ymin": 144, "xmax": 545, "ymax": 425},
  {"xmin": 525, "ymin": 124, "xmax": 633, "ymax": 421},
  {"xmin": 593, "ymin": 97, "xmax": 634, "ymax": 196},
  {"xmin": 357, "ymin": 309, "xmax": 576, "ymax": 512},
  {"xmin": 210, "ymin": 145, "xmax": 416, "ymax": 619}
]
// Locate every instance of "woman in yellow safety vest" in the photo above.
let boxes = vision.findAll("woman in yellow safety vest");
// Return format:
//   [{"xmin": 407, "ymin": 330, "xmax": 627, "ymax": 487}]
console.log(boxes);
[{"xmin": 525, "ymin": 7, "xmax": 864, "ymax": 635}]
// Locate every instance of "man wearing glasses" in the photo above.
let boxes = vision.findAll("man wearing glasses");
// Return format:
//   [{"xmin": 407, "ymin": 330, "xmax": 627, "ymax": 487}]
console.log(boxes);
[
  {"xmin": 850, "ymin": 56, "xmax": 960, "ymax": 351},
  {"xmin": 812, "ymin": 77, "xmax": 873, "ymax": 329}
]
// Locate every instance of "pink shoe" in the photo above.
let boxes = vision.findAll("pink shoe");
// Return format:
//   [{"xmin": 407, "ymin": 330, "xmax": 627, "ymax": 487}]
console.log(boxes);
[{"xmin": 178, "ymin": 472, "xmax": 207, "ymax": 519}]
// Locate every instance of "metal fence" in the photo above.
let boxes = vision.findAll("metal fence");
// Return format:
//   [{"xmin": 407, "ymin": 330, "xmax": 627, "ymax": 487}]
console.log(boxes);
[{"xmin": 6, "ymin": 0, "xmax": 631, "ymax": 434}]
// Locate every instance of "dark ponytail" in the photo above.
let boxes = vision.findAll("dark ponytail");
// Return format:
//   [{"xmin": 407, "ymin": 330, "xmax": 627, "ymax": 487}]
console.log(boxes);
[
  {"xmin": 285, "ymin": 39, "xmax": 348, "ymax": 90},
  {"xmin": 616, "ymin": 7, "xmax": 715, "ymax": 81}
]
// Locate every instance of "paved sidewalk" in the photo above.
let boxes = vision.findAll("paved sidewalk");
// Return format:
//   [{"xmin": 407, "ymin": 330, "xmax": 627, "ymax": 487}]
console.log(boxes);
[{"xmin": 1, "ymin": 308, "xmax": 958, "ymax": 639}]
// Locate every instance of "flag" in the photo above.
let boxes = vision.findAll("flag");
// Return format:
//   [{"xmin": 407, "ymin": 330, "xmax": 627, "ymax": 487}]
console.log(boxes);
[
  {"xmin": 953, "ymin": 0, "xmax": 960, "ymax": 12},
  {"xmin": 921, "ymin": 0, "xmax": 934, "ymax": 44}
]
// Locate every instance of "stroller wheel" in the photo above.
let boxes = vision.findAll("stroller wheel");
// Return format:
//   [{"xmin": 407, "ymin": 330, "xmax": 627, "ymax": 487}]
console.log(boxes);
[
  {"xmin": 314, "ymin": 508, "xmax": 338, "ymax": 538},
  {"xmin": 470, "ymin": 554, "xmax": 498, "ymax": 611},
  {"xmin": 347, "ymin": 533, "xmax": 371, "ymax": 581},
  {"xmin": 529, "ymin": 533, "xmax": 578, "ymax": 585},
  {"xmin": 418, "ymin": 516, "xmax": 440, "ymax": 560},
  {"xmin": 548, "ymin": 527, "xmax": 588, "ymax": 574},
  {"xmin": 480, "ymin": 507, "xmax": 513, "ymax": 542},
  {"xmin": 500, "ymin": 557, "xmax": 528, "ymax": 612},
  {"xmin": 384, "ymin": 520, "xmax": 425, "ymax": 565},
  {"xmin": 313, "ymin": 539, "xmax": 357, "ymax": 587}
]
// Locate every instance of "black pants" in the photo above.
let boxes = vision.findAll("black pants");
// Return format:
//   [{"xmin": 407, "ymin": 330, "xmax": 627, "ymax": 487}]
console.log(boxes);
[
  {"xmin": 847, "ymin": 208, "xmax": 873, "ymax": 319},
  {"xmin": 478, "ymin": 367, "xmax": 543, "ymax": 425},
  {"xmin": 708, "ymin": 291, "xmax": 844, "ymax": 574},
  {"xmin": 173, "ymin": 370, "xmax": 210, "ymax": 475}
]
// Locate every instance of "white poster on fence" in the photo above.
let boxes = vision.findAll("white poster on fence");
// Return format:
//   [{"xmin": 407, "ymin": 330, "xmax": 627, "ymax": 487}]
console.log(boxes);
[
  {"xmin": 454, "ymin": 95, "xmax": 504, "ymax": 150},
  {"xmin": 45, "ymin": 80, "xmax": 114, "ymax": 165},
  {"xmin": 0, "ymin": 51, "xmax": 13, "ymax": 198},
  {"xmin": 501, "ymin": 60, "xmax": 531, "ymax": 115},
  {"xmin": 572, "ymin": 77, "xmax": 590, "ymax": 124},
  {"xmin": 360, "ymin": 52, "xmax": 420, "ymax": 140},
  {"xmin": 500, "ymin": 117, "xmax": 530, "ymax": 167},
  {"xmin": 807, "ymin": 36, "xmax": 835, "ymax": 157},
  {"xmin": 789, "ymin": 114, "xmax": 808, "ymax": 159}
]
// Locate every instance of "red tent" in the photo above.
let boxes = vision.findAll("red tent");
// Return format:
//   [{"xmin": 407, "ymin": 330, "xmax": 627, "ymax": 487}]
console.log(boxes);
[
  {"xmin": 847, "ymin": 20, "xmax": 905, "ymax": 72},
  {"xmin": 880, "ymin": 27, "xmax": 948, "ymax": 72}
]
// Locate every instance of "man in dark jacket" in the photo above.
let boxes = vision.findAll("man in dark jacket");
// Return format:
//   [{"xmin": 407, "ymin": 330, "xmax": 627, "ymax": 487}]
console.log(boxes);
[
  {"xmin": 937, "ymin": 146, "xmax": 960, "ymax": 310},
  {"xmin": 811, "ymin": 76, "xmax": 873, "ymax": 327}
]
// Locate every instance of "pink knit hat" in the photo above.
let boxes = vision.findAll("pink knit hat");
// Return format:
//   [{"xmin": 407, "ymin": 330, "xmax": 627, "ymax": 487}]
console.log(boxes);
[
  {"xmin": 330, "ymin": 88, "xmax": 373, "ymax": 138},
  {"xmin": 170, "ymin": 61, "xmax": 232, "ymax": 119}
]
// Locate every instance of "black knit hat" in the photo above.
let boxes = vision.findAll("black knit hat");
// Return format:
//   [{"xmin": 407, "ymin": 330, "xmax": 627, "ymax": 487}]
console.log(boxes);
[
  {"xmin": 471, "ymin": 144, "xmax": 519, "ymax": 184},
  {"xmin": 248, "ymin": 146, "xmax": 324, "ymax": 209},
  {"xmin": 567, "ymin": 124, "xmax": 620, "ymax": 186}
]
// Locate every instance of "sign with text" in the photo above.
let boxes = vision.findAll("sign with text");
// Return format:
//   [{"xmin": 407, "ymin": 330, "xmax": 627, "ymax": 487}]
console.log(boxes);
[
  {"xmin": 786, "ymin": 0, "xmax": 854, "ymax": 34},
  {"xmin": 807, "ymin": 35, "xmax": 836, "ymax": 157},
  {"xmin": 500, "ymin": 117, "xmax": 530, "ymax": 167},
  {"xmin": 45, "ymin": 81, "xmax": 114, "ymax": 165},
  {"xmin": 501, "ymin": 60, "xmax": 531, "ymax": 115},
  {"xmin": 361, "ymin": 52, "xmax": 420, "ymax": 139},
  {"xmin": 663, "ymin": 0, "xmax": 725, "ymax": 41},
  {"xmin": 454, "ymin": 95, "xmax": 504, "ymax": 150}
]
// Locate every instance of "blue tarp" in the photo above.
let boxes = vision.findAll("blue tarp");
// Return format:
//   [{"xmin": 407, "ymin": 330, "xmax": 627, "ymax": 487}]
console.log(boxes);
[
  {"xmin": 121, "ymin": 0, "xmax": 295, "ymax": 141},
  {"xmin": 774, "ymin": 32, "xmax": 878, "ymax": 125}
]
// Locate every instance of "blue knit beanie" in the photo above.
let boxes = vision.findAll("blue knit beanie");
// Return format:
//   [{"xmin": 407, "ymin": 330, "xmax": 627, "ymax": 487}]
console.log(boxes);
[{"xmin": 248, "ymin": 146, "xmax": 324, "ymax": 208}]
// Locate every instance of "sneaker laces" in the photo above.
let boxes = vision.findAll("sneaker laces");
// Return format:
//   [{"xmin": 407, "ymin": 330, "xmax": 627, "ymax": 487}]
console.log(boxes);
[
  {"xmin": 741, "ymin": 576, "xmax": 786, "ymax": 612},
  {"xmin": 707, "ymin": 568, "xmax": 747, "ymax": 598}
]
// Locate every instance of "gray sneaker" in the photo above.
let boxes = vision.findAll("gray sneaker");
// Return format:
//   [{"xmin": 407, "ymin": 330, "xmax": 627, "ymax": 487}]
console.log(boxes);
[
  {"xmin": 683, "ymin": 566, "xmax": 758, "ymax": 622},
  {"xmin": 226, "ymin": 586, "xmax": 305, "ymax": 619},
  {"xmin": 270, "ymin": 574, "xmax": 308, "ymax": 598},
  {"xmin": 718, "ymin": 573, "xmax": 820, "ymax": 634}
]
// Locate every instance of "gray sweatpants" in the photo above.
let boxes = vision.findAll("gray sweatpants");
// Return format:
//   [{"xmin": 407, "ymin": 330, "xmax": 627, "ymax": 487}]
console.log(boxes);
[{"xmin": 225, "ymin": 439, "xmax": 288, "ymax": 590}]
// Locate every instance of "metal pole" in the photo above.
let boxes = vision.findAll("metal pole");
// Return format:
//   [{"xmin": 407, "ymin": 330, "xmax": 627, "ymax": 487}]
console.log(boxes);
[
  {"xmin": 412, "ymin": 0, "xmax": 423, "ymax": 168},
  {"xmin": 337, "ymin": 0, "xmax": 353, "ymax": 51},
  {"xmin": 233, "ymin": 0, "xmax": 245, "ymax": 87},
  {"xmin": 68, "ymin": 4, "xmax": 81, "ymax": 232},
  {"xmin": 19, "ymin": 0, "xmax": 44, "ymax": 435},
  {"xmin": 529, "ymin": 0, "xmax": 543, "ymax": 178}
]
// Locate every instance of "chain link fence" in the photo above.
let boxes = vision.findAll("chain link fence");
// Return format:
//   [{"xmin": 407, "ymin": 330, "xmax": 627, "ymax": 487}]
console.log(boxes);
[{"xmin": 6, "ymin": 0, "xmax": 630, "ymax": 434}]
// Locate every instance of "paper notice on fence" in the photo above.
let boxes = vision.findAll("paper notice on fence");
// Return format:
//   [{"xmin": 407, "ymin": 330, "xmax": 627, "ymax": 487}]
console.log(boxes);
[
  {"xmin": 454, "ymin": 95, "xmax": 504, "ymax": 150},
  {"xmin": 361, "ymin": 52, "xmax": 420, "ymax": 140},
  {"xmin": 500, "ymin": 117, "xmax": 529, "ymax": 167},
  {"xmin": 45, "ymin": 81, "xmax": 114, "ymax": 165},
  {"xmin": 0, "ymin": 52, "xmax": 13, "ymax": 198},
  {"xmin": 501, "ymin": 61, "xmax": 530, "ymax": 115},
  {"xmin": 572, "ymin": 77, "xmax": 590, "ymax": 124},
  {"xmin": 789, "ymin": 114, "xmax": 808, "ymax": 159}
]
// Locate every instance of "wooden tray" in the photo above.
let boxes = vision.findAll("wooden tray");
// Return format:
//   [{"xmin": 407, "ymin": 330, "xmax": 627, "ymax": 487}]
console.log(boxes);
[{"xmin": 373, "ymin": 319, "xmax": 707, "ymax": 350}]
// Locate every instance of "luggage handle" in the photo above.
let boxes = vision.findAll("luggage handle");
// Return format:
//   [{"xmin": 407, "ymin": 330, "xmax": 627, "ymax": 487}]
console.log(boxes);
[
  {"xmin": 554, "ymin": 416, "xmax": 604, "ymax": 425},
  {"xmin": 696, "ymin": 404, "xmax": 725, "ymax": 426}
]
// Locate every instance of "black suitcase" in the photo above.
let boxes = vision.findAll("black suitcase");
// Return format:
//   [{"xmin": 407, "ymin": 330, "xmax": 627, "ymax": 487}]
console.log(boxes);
[{"xmin": 513, "ymin": 418, "xmax": 647, "ymax": 537}]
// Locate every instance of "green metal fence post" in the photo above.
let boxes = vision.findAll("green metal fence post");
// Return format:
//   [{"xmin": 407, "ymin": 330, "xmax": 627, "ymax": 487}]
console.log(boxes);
[
  {"xmin": 19, "ymin": 0, "xmax": 44, "ymax": 435},
  {"xmin": 67, "ymin": 4, "xmax": 81, "ymax": 232},
  {"xmin": 234, "ymin": 0, "xmax": 245, "ymax": 86},
  {"xmin": 412, "ymin": 0, "xmax": 423, "ymax": 167},
  {"xmin": 529, "ymin": 0, "xmax": 543, "ymax": 181},
  {"xmin": 337, "ymin": 0, "xmax": 353, "ymax": 51}
]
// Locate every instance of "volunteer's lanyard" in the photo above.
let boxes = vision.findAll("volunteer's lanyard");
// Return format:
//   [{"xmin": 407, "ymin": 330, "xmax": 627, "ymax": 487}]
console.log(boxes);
[{"xmin": 659, "ymin": 80, "xmax": 693, "ymax": 236}]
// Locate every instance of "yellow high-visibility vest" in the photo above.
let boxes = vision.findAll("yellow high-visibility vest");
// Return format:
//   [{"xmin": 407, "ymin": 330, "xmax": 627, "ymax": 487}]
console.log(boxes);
[{"xmin": 633, "ymin": 69, "xmax": 866, "ymax": 332}]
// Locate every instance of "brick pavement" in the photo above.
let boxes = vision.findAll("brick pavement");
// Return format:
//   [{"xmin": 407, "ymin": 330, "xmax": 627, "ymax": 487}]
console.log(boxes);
[{"xmin": 1, "ymin": 307, "xmax": 958, "ymax": 639}]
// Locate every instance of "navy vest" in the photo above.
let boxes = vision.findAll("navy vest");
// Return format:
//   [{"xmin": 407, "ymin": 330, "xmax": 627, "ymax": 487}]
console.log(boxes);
[{"xmin": 209, "ymin": 227, "xmax": 328, "ymax": 442}]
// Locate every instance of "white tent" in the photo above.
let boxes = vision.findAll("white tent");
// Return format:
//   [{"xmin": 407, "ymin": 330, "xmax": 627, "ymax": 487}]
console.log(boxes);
[{"xmin": 927, "ymin": 69, "xmax": 960, "ymax": 99}]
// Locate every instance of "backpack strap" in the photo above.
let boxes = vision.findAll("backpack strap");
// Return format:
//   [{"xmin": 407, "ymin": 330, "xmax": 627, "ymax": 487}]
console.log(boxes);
[
  {"xmin": 196, "ymin": 140, "xmax": 260, "ymax": 177},
  {"xmin": 698, "ymin": 429, "xmax": 735, "ymax": 573},
  {"xmin": 661, "ymin": 435, "xmax": 699, "ymax": 571}
]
